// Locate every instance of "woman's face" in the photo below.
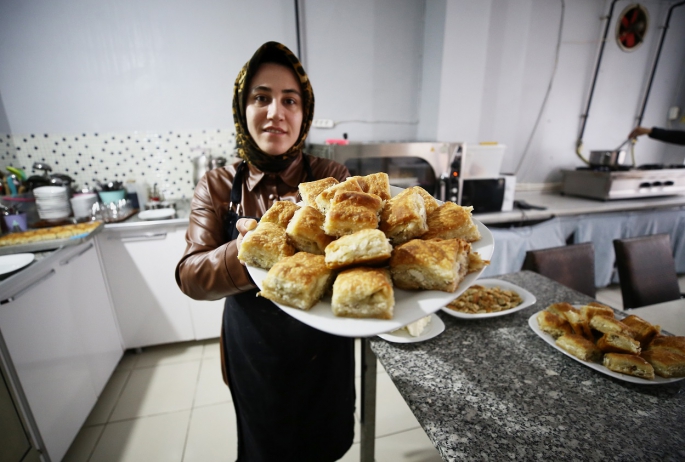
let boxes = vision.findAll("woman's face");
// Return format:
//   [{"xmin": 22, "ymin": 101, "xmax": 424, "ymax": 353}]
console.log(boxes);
[{"xmin": 245, "ymin": 63, "xmax": 304, "ymax": 156}]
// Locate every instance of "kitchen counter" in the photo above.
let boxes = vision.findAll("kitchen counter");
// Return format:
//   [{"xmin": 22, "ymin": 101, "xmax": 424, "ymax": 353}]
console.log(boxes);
[{"xmin": 369, "ymin": 271, "xmax": 685, "ymax": 461}]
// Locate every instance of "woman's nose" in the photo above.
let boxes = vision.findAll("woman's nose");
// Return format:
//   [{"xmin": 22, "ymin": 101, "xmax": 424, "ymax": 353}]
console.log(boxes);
[{"xmin": 267, "ymin": 100, "xmax": 283, "ymax": 119}]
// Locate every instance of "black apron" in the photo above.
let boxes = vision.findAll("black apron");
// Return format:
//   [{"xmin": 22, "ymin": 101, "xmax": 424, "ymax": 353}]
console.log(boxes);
[{"xmin": 222, "ymin": 157, "xmax": 355, "ymax": 462}]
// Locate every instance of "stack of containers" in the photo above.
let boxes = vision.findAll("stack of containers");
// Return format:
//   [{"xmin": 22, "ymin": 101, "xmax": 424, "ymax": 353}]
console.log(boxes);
[
  {"xmin": 33, "ymin": 186, "xmax": 71, "ymax": 220},
  {"xmin": 70, "ymin": 193, "xmax": 98, "ymax": 219}
]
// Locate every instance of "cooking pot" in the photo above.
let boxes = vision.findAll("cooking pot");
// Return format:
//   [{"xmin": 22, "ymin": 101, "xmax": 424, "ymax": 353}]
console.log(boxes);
[
  {"xmin": 589, "ymin": 150, "xmax": 626, "ymax": 167},
  {"xmin": 192, "ymin": 150, "xmax": 227, "ymax": 185}
]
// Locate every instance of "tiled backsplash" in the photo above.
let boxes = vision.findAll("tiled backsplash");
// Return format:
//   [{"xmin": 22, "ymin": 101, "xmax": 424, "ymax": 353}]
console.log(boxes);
[{"xmin": 1, "ymin": 129, "xmax": 238, "ymax": 199}]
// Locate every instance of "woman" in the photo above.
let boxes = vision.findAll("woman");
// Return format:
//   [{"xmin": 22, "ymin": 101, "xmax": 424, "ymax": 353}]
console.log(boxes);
[
  {"xmin": 176, "ymin": 42, "xmax": 355, "ymax": 462},
  {"xmin": 629, "ymin": 126, "xmax": 685, "ymax": 146}
]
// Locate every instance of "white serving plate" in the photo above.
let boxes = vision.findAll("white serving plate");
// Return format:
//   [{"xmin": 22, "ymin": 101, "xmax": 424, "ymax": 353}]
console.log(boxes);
[
  {"xmin": 378, "ymin": 314, "xmax": 445, "ymax": 343},
  {"xmin": 0, "ymin": 253, "xmax": 35, "ymax": 276},
  {"xmin": 138, "ymin": 208, "xmax": 176, "ymax": 221},
  {"xmin": 246, "ymin": 217, "xmax": 493, "ymax": 338},
  {"xmin": 441, "ymin": 279, "xmax": 537, "ymax": 319},
  {"xmin": 528, "ymin": 309, "xmax": 684, "ymax": 385}
]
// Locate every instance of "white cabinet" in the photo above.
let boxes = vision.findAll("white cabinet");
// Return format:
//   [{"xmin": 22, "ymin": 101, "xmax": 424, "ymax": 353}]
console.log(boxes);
[
  {"xmin": 0, "ymin": 242, "xmax": 122, "ymax": 462},
  {"xmin": 98, "ymin": 224, "xmax": 223, "ymax": 349}
]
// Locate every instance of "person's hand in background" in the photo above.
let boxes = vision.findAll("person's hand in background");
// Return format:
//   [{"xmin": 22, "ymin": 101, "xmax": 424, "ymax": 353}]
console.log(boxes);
[
  {"xmin": 235, "ymin": 218, "xmax": 258, "ymax": 264},
  {"xmin": 629, "ymin": 126, "xmax": 652, "ymax": 139}
]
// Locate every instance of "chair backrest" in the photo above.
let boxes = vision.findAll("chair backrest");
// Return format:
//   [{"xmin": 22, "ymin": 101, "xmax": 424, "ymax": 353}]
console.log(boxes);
[
  {"xmin": 521, "ymin": 242, "xmax": 596, "ymax": 297},
  {"xmin": 613, "ymin": 234, "xmax": 680, "ymax": 309}
]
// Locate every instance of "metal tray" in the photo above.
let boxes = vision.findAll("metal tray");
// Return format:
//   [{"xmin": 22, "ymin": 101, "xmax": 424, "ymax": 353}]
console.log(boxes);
[{"xmin": 0, "ymin": 222, "xmax": 104, "ymax": 256}]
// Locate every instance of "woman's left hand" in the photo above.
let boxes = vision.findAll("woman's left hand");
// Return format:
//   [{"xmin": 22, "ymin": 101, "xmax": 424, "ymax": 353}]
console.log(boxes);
[{"xmin": 235, "ymin": 218, "xmax": 258, "ymax": 265}]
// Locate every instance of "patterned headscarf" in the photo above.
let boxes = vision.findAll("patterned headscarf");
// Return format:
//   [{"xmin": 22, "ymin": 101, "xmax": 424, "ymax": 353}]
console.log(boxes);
[{"xmin": 232, "ymin": 41, "xmax": 315, "ymax": 172}]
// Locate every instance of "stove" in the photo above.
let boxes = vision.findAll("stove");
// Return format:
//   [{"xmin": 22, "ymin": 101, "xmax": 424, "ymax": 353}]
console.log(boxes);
[{"xmin": 562, "ymin": 165, "xmax": 685, "ymax": 200}]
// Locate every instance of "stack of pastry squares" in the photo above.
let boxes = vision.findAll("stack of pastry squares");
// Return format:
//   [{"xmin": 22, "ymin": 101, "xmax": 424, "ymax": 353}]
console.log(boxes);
[
  {"xmin": 536, "ymin": 301, "xmax": 685, "ymax": 379},
  {"xmin": 238, "ymin": 174, "xmax": 488, "ymax": 321}
]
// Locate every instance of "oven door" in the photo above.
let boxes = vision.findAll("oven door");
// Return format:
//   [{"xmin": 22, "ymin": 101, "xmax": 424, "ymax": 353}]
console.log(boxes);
[
  {"xmin": 344, "ymin": 156, "xmax": 437, "ymax": 197},
  {"xmin": 460, "ymin": 178, "xmax": 505, "ymax": 213}
]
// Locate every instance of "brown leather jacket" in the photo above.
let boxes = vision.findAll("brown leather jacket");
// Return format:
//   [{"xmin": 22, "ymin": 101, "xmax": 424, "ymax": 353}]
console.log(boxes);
[{"xmin": 176, "ymin": 152, "xmax": 349, "ymax": 300}]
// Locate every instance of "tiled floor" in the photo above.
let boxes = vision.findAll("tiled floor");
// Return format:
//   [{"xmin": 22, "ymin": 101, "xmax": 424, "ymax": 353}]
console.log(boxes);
[{"xmin": 64, "ymin": 279, "xmax": 685, "ymax": 461}]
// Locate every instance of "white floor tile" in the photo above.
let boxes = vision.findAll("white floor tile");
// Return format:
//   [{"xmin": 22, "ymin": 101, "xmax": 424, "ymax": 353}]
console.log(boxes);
[
  {"xmin": 373, "ymin": 373, "xmax": 422, "ymax": 437},
  {"xmin": 115, "ymin": 351, "xmax": 140, "ymax": 371},
  {"xmin": 596, "ymin": 284, "xmax": 624, "ymax": 310},
  {"xmin": 85, "ymin": 369, "xmax": 130, "ymax": 426},
  {"xmin": 184, "ymin": 402, "xmax": 238, "ymax": 462},
  {"xmin": 374, "ymin": 427, "xmax": 442, "ymax": 462},
  {"xmin": 90, "ymin": 410, "xmax": 190, "ymax": 462},
  {"xmin": 193, "ymin": 357, "xmax": 233, "ymax": 407},
  {"xmin": 62, "ymin": 424, "xmax": 104, "ymax": 462},
  {"xmin": 201, "ymin": 338, "xmax": 222, "ymax": 359},
  {"xmin": 110, "ymin": 361, "xmax": 201, "ymax": 421},
  {"xmin": 134, "ymin": 342, "xmax": 205, "ymax": 368}
]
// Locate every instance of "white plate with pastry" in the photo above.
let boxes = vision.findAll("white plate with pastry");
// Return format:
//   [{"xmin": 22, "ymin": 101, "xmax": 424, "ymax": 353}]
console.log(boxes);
[
  {"xmin": 378, "ymin": 314, "xmax": 445, "ymax": 343},
  {"xmin": 528, "ymin": 310, "xmax": 684, "ymax": 385},
  {"xmin": 441, "ymin": 279, "xmax": 536, "ymax": 319},
  {"xmin": 245, "ymin": 217, "xmax": 493, "ymax": 337}
]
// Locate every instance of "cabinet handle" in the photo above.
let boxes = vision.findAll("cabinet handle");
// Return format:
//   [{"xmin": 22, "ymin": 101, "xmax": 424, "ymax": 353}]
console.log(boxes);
[
  {"xmin": 1, "ymin": 270, "xmax": 56, "ymax": 304},
  {"xmin": 59, "ymin": 242, "xmax": 94, "ymax": 266},
  {"xmin": 115, "ymin": 232, "xmax": 168, "ymax": 242}
]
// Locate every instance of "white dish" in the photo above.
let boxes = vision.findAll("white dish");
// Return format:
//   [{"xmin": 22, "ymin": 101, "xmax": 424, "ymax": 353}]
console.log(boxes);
[
  {"xmin": 377, "ymin": 314, "xmax": 445, "ymax": 343},
  {"xmin": 138, "ymin": 208, "xmax": 176, "ymax": 221},
  {"xmin": 0, "ymin": 253, "xmax": 35, "ymax": 276},
  {"xmin": 441, "ymin": 279, "xmax": 537, "ymax": 319},
  {"xmin": 528, "ymin": 310, "xmax": 684, "ymax": 385},
  {"xmin": 246, "ymin": 218, "xmax": 494, "ymax": 338}
]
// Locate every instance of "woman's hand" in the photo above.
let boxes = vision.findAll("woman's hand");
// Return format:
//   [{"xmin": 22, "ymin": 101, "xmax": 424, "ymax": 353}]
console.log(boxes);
[
  {"xmin": 629, "ymin": 126, "xmax": 652, "ymax": 140},
  {"xmin": 235, "ymin": 218, "xmax": 258, "ymax": 265}
]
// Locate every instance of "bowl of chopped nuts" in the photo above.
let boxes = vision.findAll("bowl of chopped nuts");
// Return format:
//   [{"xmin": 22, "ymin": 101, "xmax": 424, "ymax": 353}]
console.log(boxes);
[{"xmin": 441, "ymin": 279, "xmax": 536, "ymax": 319}]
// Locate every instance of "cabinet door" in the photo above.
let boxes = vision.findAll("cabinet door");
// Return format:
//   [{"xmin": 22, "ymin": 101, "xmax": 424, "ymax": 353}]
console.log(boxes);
[
  {"xmin": 61, "ymin": 242, "xmax": 123, "ymax": 395},
  {"xmin": 0, "ymin": 266, "xmax": 96, "ymax": 462},
  {"xmin": 188, "ymin": 298, "xmax": 223, "ymax": 340},
  {"xmin": 98, "ymin": 227, "xmax": 194, "ymax": 349}
]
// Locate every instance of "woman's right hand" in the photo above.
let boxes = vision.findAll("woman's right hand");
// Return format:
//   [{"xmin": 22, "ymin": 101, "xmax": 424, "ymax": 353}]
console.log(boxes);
[{"xmin": 235, "ymin": 218, "xmax": 258, "ymax": 265}]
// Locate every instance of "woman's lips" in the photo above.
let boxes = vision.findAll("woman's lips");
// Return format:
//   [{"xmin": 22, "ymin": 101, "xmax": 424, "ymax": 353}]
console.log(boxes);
[{"xmin": 264, "ymin": 127, "xmax": 286, "ymax": 134}]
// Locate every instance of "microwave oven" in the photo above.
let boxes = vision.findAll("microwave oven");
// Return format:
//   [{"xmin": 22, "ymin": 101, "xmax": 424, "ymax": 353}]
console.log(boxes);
[{"xmin": 445, "ymin": 175, "xmax": 516, "ymax": 213}]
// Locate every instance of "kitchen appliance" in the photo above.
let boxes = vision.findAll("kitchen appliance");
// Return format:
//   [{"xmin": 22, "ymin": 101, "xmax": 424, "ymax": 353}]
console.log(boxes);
[
  {"xmin": 192, "ymin": 149, "xmax": 228, "ymax": 185},
  {"xmin": 562, "ymin": 165, "xmax": 685, "ymax": 200}
]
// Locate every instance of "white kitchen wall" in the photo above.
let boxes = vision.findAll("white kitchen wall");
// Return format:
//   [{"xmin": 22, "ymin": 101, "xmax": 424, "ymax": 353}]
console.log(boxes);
[{"xmin": 1, "ymin": 0, "xmax": 683, "ymax": 191}]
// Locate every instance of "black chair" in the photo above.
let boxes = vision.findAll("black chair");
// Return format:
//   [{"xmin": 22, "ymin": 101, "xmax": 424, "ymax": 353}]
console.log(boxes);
[
  {"xmin": 613, "ymin": 234, "xmax": 681, "ymax": 309},
  {"xmin": 521, "ymin": 242, "xmax": 596, "ymax": 297}
]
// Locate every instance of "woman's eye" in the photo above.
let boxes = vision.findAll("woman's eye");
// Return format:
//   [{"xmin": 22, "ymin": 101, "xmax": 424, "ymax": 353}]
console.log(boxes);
[
  {"xmin": 284, "ymin": 98, "xmax": 298, "ymax": 106},
  {"xmin": 254, "ymin": 95, "xmax": 268, "ymax": 103}
]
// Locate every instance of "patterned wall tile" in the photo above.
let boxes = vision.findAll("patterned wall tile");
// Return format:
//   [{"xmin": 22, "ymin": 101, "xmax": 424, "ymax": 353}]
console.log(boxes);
[{"xmin": 1, "ymin": 129, "xmax": 238, "ymax": 200}]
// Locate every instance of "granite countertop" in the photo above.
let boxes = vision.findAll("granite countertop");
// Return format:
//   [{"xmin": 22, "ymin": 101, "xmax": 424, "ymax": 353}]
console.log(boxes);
[{"xmin": 370, "ymin": 271, "xmax": 685, "ymax": 461}]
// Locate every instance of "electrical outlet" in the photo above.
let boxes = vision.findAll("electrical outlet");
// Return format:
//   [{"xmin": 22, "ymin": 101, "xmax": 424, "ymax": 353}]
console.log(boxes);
[
  {"xmin": 312, "ymin": 119, "xmax": 335, "ymax": 128},
  {"xmin": 668, "ymin": 106, "xmax": 680, "ymax": 121}
]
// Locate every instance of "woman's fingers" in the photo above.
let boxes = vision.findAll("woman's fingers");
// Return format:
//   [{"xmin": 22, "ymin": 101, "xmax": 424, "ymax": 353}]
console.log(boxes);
[{"xmin": 236, "ymin": 218, "xmax": 258, "ymax": 236}]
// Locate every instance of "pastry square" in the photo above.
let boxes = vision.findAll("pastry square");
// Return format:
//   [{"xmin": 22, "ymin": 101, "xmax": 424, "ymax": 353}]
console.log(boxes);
[
  {"xmin": 646, "ymin": 336, "xmax": 685, "ymax": 356},
  {"xmin": 331, "ymin": 267, "xmax": 394, "ymax": 319},
  {"xmin": 410, "ymin": 186, "xmax": 440, "ymax": 216},
  {"xmin": 597, "ymin": 332, "xmax": 641, "ymax": 354},
  {"xmin": 622, "ymin": 315, "xmax": 661, "ymax": 349},
  {"xmin": 285, "ymin": 205, "xmax": 333, "ymax": 255},
  {"xmin": 422, "ymin": 202, "xmax": 481, "ymax": 242},
  {"xmin": 237, "ymin": 222, "xmax": 295, "ymax": 269},
  {"xmin": 390, "ymin": 238, "xmax": 470, "ymax": 293},
  {"xmin": 260, "ymin": 200, "xmax": 300, "ymax": 228},
  {"xmin": 641, "ymin": 348, "xmax": 685, "ymax": 378},
  {"xmin": 299, "ymin": 177, "xmax": 339, "ymax": 207},
  {"xmin": 555, "ymin": 334, "xmax": 602, "ymax": 362},
  {"xmin": 580, "ymin": 303, "xmax": 615, "ymax": 323},
  {"xmin": 323, "ymin": 190, "xmax": 384, "ymax": 237},
  {"xmin": 314, "ymin": 178, "xmax": 363, "ymax": 214},
  {"xmin": 603, "ymin": 353, "xmax": 655, "ymax": 379},
  {"xmin": 379, "ymin": 188, "xmax": 428, "ymax": 245},
  {"xmin": 324, "ymin": 228, "xmax": 393, "ymax": 270},
  {"xmin": 537, "ymin": 310, "xmax": 573, "ymax": 338},
  {"xmin": 589, "ymin": 315, "xmax": 634, "ymax": 337},
  {"xmin": 351, "ymin": 172, "xmax": 392, "ymax": 202},
  {"xmin": 258, "ymin": 252, "xmax": 333, "ymax": 310}
]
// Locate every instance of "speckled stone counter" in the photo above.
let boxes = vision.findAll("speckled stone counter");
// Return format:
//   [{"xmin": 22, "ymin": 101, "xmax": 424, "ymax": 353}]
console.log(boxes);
[{"xmin": 370, "ymin": 271, "xmax": 685, "ymax": 462}]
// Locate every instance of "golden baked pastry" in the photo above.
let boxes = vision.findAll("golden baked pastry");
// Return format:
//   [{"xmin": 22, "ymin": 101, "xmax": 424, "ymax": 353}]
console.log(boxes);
[
  {"xmin": 350, "ymin": 172, "xmax": 392, "ymax": 202},
  {"xmin": 390, "ymin": 238, "xmax": 470, "ymax": 293},
  {"xmin": 589, "ymin": 315, "xmax": 634, "ymax": 338},
  {"xmin": 536, "ymin": 310, "xmax": 573, "ymax": 338},
  {"xmin": 622, "ymin": 315, "xmax": 661, "ymax": 349},
  {"xmin": 379, "ymin": 188, "xmax": 427, "ymax": 245},
  {"xmin": 580, "ymin": 303, "xmax": 615, "ymax": 322},
  {"xmin": 260, "ymin": 200, "xmax": 300, "ymax": 228},
  {"xmin": 0, "ymin": 221, "xmax": 102, "ymax": 247},
  {"xmin": 410, "ymin": 186, "xmax": 440, "ymax": 216},
  {"xmin": 331, "ymin": 267, "xmax": 394, "ymax": 319},
  {"xmin": 314, "ymin": 178, "xmax": 363, "ymax": 214},
  {"xmin": 603, "ymin": 353, "xmax": 655, "ymax": 379},
  {"xmin": 645, "ymin": 336, "xmax": 685, "ymax": 356},
  {"xmin": 323, "ymin": 190, "xmax": 383, "ymax": 237},
  {"xmin": 237, "ymin": 222, "xmax": 295, "ymax": 269},
  {"xmin": 285, "ymin": 206, "xmax": 332, "ymax": 255},
  {"xmin": 324, "ymin": 228, "xmax": 392, "ymax": 270},
  {"xmin": 546, "ymin": 303, "xmax": 591, "ymax": 339},
  {"xmin": 298, "ymin": 177, "xmax": 339, "ymax": 207},
  {"xmin": 258, "ymin": 252, "xmax": 333, "ymax": 310},
  {"xmin": 596, "ymin": 332, "xmax": 641, "ymax": 355},
  {"xmin": 640, "ymin": 349, "xmax": 685, "ymax": 378},
  {"xmin": 468, "ymin": 252, "xmax": 490, "ymax": 273},
  {"xmin": 555, "ymin": 334, "xmax": 602, "ymax": 362},
  {"xmin": 422, "ymin": 202, "xmax": 481, "ymax": 242}
]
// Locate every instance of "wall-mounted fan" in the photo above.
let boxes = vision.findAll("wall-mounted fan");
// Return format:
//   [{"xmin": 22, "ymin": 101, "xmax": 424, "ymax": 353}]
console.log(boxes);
[{"xmin": 616, "ymin": 4, "xmax": 649, "ymax": 51}]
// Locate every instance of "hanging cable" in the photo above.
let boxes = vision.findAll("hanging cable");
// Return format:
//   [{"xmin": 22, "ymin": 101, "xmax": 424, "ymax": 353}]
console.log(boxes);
[{"xmin": 514, "ymin": 0, "xmax": 565, "ymax": 175}]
